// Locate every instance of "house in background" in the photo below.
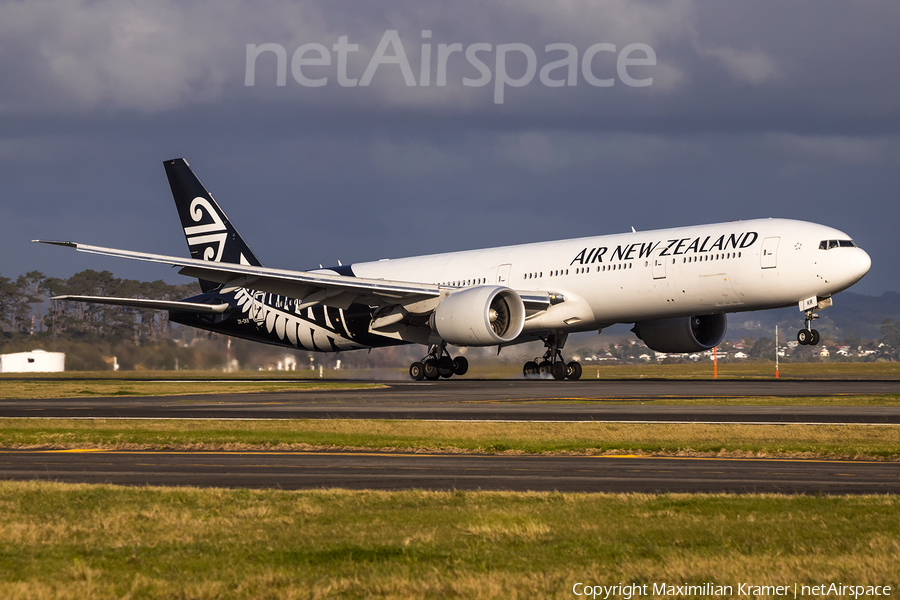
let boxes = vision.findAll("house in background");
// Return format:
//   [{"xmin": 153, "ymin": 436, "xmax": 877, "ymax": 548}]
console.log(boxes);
[{"xmin": 0, "ymin": 350, "xmax": 65, "ymax": 373}]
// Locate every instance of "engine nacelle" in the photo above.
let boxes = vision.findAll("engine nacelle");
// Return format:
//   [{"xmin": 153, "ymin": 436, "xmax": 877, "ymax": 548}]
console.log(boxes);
[
  {"xmin": 430, "ymin": 286, "xmax": 526, "ymax": 346},
  {"xmin": 632, "ymin": 314, "xmax": 727, "ymax": 353}
]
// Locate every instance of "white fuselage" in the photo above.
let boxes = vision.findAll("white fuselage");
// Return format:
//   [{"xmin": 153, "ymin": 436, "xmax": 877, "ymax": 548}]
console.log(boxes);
[{"xmin": 345, "ymin": 218, "xmax": 871, "ymax": 334}]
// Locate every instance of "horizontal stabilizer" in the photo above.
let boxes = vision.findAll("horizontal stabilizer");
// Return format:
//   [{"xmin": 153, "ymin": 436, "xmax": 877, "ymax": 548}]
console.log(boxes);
[{"xmin": 52, "ymin": 295, "xmax": 229, "ymax": 314}]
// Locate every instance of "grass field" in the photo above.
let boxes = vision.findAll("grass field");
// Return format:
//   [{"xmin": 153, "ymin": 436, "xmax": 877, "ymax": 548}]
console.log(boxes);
[
  {"xmin": 0, "ymin": 482, "xmax": 897, "ymax": 599},
  {"xmin": 0, "ymin": 379, "xmax": 381, "ymax": 400},
  {"xmin": 3, "ymin": 418, "xmax": 900, "ymax": 460}
]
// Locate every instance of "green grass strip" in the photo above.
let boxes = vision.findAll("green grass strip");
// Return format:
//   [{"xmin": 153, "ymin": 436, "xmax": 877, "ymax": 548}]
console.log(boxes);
[
  {"xmin": 3, "ymin": 418, "xmax": 900, "ymax": 460},
  {"xmin": 0, "ymin": 482, "xmax": 897, "ymax": 599},
  {"xmin": 0, "ymin": 380, "xmax": 381, "ymax": 400}
]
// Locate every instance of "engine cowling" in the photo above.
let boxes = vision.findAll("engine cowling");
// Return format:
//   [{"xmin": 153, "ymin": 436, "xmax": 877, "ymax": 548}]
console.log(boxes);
[
  {"xmin": 430, "ymin": 286, "xmax": 525, "ymax": 346},
  {"xmin": 632, "ymin": 314, "xmax": 727, "ymax": 353}
]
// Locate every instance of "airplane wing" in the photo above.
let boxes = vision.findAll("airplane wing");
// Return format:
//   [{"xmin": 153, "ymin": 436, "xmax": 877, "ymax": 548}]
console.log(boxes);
[
  {"xmin": 35, "ymin": 240, "xmax": 442, "ymax": 311},
  {"xmin": 51, "ymin": 295, "xmax": 229, "ymax": 313}
]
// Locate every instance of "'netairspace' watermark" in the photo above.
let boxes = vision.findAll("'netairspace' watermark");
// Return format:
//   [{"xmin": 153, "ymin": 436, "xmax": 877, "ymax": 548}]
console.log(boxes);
[
  {"xmin": 245, "ymin": 30, "xmax": 656, "ymax": 104},
  {"xmin": 571, "ymin": 581, "xmax": 893, "ymax": 599}
]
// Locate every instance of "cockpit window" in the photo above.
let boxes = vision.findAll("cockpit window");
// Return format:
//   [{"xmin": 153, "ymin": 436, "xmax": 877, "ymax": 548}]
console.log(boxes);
[{"xmin": 819, "ymin": 239, "xmax": 858, "ymax": 250}]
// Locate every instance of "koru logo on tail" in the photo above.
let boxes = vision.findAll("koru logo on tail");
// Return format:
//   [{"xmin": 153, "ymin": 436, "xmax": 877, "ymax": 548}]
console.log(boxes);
[{"xmin": 184, "ymin": 197, "xmax": 227, "ymax": 261}]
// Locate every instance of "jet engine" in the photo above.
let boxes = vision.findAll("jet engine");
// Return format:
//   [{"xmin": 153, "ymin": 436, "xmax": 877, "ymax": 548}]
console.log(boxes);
[
  {"xmin": 632, "ymin": 314, "xmax": 727, "ymax": 353},
  {"xmin": 430, "ymin": 286, "xmax": 526, "ymax": 346}
]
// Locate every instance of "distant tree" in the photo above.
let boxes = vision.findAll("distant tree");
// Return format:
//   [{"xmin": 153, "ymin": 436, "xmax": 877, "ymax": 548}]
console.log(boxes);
[
  {"xmin": 17, "ymin": 271, "xmax": 48, "ymax": 333},
  {"xmin": 0, "ymin": 274, "xmax": 16, "ymax": 333},
  {"xmin": 4, "ymin": 274, "xmax": 31, "ymax": 333},
  {"xmin": 749, "ymin": 337, "xmax": 775, "ymax": 359},
  {"xmin": 880, "ymin": 319, "xmax": 900, "ymax": 361}
]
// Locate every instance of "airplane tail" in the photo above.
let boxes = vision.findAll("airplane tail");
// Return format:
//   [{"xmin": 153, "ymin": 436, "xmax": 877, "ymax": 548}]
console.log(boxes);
[{"xmin": 164, "ymin": 158, "xmax": 263, "ymax": 292}]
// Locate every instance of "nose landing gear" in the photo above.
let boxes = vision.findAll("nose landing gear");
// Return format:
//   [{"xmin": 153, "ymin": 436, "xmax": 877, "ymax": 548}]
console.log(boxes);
[
  {"xmin": 409, "ymin": 342, "xmax": 469, "ymax": 381},
  {"xmin": 797, "ymin": 308, "xmax": 821, "ymax": 345},
  {"xmin": 522, "ymin": 332, "xmax": 582, "ymax": 380}
]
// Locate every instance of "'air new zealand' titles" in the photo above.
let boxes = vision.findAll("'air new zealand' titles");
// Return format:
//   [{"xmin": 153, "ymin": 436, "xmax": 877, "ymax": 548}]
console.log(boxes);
[
  {"xmin": 36, "ymin": 158, "xmax": 871, "ymax": 380},
  {"xmin": 569, "ymin": 232, "xmax": 759, "ymax": 266}
]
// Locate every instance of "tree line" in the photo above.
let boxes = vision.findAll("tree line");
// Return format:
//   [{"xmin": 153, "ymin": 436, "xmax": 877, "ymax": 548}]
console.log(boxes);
[{"xmin": 0, "ymin": 270, "xmax": 199, "ymax": 341}]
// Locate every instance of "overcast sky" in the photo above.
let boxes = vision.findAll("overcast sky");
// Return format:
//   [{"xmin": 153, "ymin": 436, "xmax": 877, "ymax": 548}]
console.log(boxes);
[{"xmin": 2, "ymin": 0, "xmax": 898, "ymax": 297}]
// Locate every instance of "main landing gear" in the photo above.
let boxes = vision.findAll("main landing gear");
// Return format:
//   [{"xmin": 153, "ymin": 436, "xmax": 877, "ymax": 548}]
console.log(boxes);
[
  {"xmin": 409, "ymin": 343, "xmax": 468, "ymax": 381},
  {"xmin": 797, "ymin": 308, "xmax": 821, "ymax": 346},
  {"xmin": 522, "ymin": 332, "xmax": 582, "ymax": 380}
]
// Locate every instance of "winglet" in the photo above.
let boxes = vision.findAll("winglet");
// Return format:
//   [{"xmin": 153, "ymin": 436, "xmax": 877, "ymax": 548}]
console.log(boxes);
[{"xmin": 32, "ymin": 240, "xmax": 78, "ymax": 248}]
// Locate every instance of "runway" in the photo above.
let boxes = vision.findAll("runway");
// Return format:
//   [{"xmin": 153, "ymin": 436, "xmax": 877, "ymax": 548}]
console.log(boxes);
[
  {"xmin": 3, "ymin": 379, "xmax": 899, "ymax": 494},
  {"xmin": 2, "ymin": 449, "xmax": 898, "ymax": 494},
  {"xmin": 3, "ymin": 379, "xmax": 900, "ymax": 423}
]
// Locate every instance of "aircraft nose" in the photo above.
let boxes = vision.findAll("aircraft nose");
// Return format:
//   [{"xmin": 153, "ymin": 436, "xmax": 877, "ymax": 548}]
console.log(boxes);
[{"xmin": 848, "ymin": 247, "xmax": 871, "ymax": 281}]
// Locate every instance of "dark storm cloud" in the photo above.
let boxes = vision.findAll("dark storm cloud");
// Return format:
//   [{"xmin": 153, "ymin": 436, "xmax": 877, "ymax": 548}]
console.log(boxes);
[{"xmin": 1, "ymin": 0, "xmax": 898, "ymax": 296}]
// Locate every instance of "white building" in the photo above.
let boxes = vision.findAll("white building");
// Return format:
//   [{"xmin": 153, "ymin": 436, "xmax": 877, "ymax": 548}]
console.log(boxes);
[{"xmin": 0, "ymin": 350, "xmax": 65, "ymax": 373}]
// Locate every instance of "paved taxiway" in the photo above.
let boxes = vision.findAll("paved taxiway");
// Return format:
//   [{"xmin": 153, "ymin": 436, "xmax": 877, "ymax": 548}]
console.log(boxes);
[
  {"xmin": 2, "ymin": 449, "xmax": 898, "ymax": 494},
  {"xmin": 3, "ymin": 379, "xmax": 900, "ymax": 423}
]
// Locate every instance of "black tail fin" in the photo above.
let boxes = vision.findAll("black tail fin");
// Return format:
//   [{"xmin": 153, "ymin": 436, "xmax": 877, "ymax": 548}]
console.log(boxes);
[{"xmin": 164, "ymin": 158, "xmax": 263, "ymax": 292}]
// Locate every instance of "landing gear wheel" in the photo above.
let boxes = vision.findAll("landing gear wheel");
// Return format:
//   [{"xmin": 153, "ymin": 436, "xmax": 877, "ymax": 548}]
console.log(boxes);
[
  {"xmin": 538, "ymin": 361, "xmax": 552, "ymax": 376},
  {"xmin": 409, "ymin": 362, "xmax": 425, "ymax": 381},
  {"xmin": 551, "ymin": 362, "xmax": 567, "ymax": 380},
  {"xmin": 523, "ymin": 361, "xmax": 539, "ymax": 377},
  {"xmin": 798, "ymin": 308, "xmax": 822, "ymax": 347},
  {"xmin": 411, "ymin": 342, "xmax": 469, "ymax": 382},
  {"xmin": 566, "ymin": 361, "xmax": 582, "ymax": 380},
  {"xmin": 438, "ymin": 356, "xmax": 454, "ymax": 378},
  {"xmin": 423, "ymin": 358, "xmax": 440, "ymax": 380},
  {"xmin": 452, "ymin": 356, "xmax": 469, "ymax": 376}
]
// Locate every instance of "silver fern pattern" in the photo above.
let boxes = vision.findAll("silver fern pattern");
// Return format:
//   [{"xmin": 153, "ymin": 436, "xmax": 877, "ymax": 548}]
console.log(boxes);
[{"xmin": 232, "ymin": 288, "xmax": 363, "ymax": 351}]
